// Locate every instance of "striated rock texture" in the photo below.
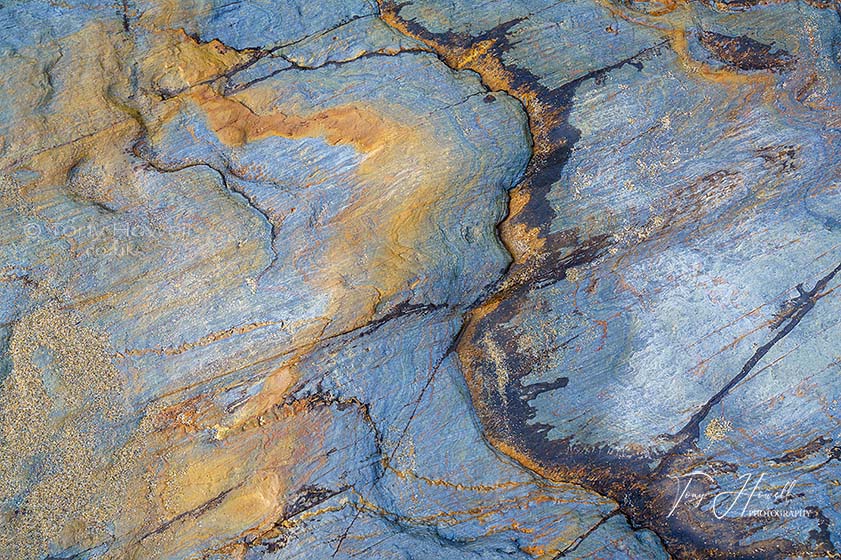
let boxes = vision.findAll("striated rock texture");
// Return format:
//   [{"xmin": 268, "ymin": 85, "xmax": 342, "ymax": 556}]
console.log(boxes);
[{"xmin": 0, "ymin": 1, "xmax": 839, "ymax": 559}]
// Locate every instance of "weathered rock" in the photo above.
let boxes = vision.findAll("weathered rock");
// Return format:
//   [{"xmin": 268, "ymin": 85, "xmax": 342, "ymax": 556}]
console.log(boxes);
[{"xmin": 0, "ymin": 0, "xmax": 838, "ymax": 559}]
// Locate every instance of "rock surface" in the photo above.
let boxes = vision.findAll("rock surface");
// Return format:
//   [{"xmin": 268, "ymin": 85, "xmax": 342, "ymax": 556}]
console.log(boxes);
[{"xmin": 0, "ymin": 0, "xmax": 839, "ymax": 559}]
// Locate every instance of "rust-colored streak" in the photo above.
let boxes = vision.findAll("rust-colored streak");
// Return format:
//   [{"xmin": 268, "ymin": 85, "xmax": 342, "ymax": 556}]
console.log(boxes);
[{"xmin": 188, "ymin": 84, "xmax": 392, "ymax": 152}]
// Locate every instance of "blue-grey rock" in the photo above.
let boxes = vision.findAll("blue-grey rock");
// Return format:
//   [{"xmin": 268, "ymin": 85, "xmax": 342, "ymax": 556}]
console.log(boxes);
[{"xmin": 0, "ymin": 0, "xmax": 838, "ymax": 559}]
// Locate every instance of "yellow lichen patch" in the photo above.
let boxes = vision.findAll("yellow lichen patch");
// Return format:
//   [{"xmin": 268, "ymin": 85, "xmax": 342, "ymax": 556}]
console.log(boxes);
[
  {"xmin": 565, "ymin": 267, "xmax": 583, "ymax": 283},
  {"xmin": 704, "ymin": 416, "xmax": 733, "ymax": 442}
]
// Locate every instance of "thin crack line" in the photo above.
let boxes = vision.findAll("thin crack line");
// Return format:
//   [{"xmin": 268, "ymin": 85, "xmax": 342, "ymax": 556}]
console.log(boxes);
[
  {"xmin": 657, "ymin": 260, "xmax": 841, "ymax": 472},
  {"xmin": 552, "ymin": 509, "xmax": 620, "ymax": 558},
  {"xmin": 333, "ymin": 331, "xmax": 460, "ymax": 556}
]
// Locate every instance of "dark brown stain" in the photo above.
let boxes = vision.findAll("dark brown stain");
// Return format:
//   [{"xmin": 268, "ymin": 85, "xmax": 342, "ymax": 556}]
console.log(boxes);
[
  {"xmin": 755, "ymin": 144, "xmax": 801, "ymax": 175},
  {"xmin": 770, "ymin": 436, "xmax": 833, "ymax": 465},
  {"xmin": 698, "ymin": 31, "xmax": 795, "ymax": 73}
]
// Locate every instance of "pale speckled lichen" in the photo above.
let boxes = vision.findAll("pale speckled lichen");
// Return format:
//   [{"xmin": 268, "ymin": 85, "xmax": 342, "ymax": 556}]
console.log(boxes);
[{"xmin": 482, "ymin": 333, "xmax": 510, "ymax": 406}]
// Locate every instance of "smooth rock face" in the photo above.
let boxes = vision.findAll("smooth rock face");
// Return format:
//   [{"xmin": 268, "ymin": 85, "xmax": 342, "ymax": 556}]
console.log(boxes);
[{"xmin": 0, "ymin": 0, "xmax": 838, "ymax": 559}]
